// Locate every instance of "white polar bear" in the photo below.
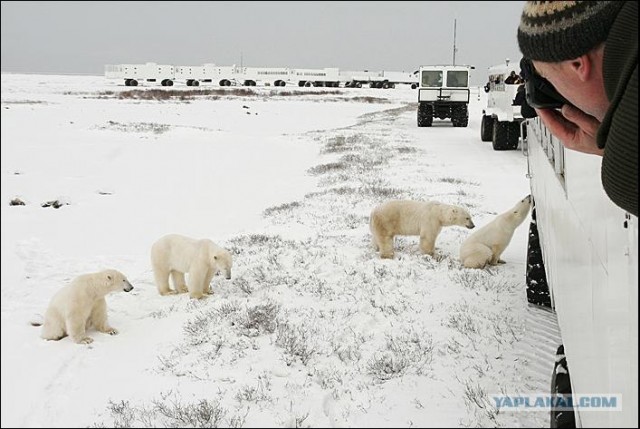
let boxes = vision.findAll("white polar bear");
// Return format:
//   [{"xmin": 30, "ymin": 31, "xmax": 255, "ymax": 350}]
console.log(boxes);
[
  {"xmin": 36, "ymin": 269, "xmax": 133, "ymax": 344},
  {"xmin": 460, "ymin": 195, "xmax": 532, "ymax": 269},
  {"xmin": 151, "ymin": 234, "xmax": 233, "ymax": 299},
  {"xmin": 370, "ymin": 200, "xmax": 476, "ymax": 259}
]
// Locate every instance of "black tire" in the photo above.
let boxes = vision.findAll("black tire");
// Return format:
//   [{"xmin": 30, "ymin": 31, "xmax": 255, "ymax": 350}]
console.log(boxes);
[
  {"xmin": 355, "ymin": 82, "xmax": 362, "ymax": 88},
  {"xmin": 451, "ymin": 105, "xmax": 468, "ymax": 127},
  {"xmin": 186, "ymin": 80, "xmax": 192, "ymax": 87},
  {"xmin": 526, "ymin": 207, "xmax": 552, "ymax": 307},
  {"xmin": 166, "ymin": 80, "xmax": 173, "ymax": 87},
  {"xmin": 124, "ymin": 79, "xmax": 131, "ymax": 86},
  {"xmin": 550, "ymin": 345, "xmax": 576, "ymax": 428},
  {"xmin": 417, "ymin": 103, "xmax": 433, "ymax": 127},
  {"xmin": 192, "ymin": 80, "xmax": 199, "ymax": 87},
  {"xmin": 492, "ymin": 121, "xmax": 510, "ymax": 150},
  {"xmin": 411, "ymin": 83, "xmax": 418, "ymax": 89},
  {"xmin": 508, "ymin": 121, "xmax": 521, "ymax": 149},
  {"xmin": 129, "ymin": 79, "xmax": 138, "ymax": 87},
  {"xmin": 298, "ymin": 81, "xmax": 306, "ymax": 87},
  {"xmin": 480, "ymin": 115, "xmax": 494, "ymax": 141}
]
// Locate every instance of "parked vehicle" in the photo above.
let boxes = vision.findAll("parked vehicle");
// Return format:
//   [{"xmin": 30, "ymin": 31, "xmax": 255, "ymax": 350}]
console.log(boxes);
[
  {"xmin": 480, "ymin": 59, "xmax": 524, "ymax": 150},
  {"xmin": 416, "ymin": 65, "xmax": 473, "ymax": 127}
]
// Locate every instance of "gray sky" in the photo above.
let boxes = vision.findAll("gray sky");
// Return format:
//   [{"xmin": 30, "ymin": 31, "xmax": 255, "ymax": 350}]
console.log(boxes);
[{"xmin": 1, "ymin": 1, "xmax": 525, "ymax": 84}]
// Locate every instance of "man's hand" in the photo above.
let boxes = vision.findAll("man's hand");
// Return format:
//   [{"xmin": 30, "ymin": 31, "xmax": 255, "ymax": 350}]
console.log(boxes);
[{"xmin": 535, "ymin": 105, "xmax": 604, "ymax": 156}]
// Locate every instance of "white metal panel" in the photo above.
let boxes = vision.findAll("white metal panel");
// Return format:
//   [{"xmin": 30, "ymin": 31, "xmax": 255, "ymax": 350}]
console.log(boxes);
[{"xmin": 527, "ymin": 119, "xmax": 638, "ymax": 427}]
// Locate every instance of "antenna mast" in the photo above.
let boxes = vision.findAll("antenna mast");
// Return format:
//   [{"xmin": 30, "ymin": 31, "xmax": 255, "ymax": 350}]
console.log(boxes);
[{"xmin": 452, "ymin": 19, "xmax": 457, "ymax": 65}]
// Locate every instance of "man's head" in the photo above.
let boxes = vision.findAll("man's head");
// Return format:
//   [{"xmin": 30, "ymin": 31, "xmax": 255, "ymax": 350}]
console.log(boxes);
[
  {"xmin": 518, "ymin": 2, "xmax": 623, "ymax": 63},
  {"xmin": 517, "ymin": 1, "xmax": 623, "ymax": 120}
]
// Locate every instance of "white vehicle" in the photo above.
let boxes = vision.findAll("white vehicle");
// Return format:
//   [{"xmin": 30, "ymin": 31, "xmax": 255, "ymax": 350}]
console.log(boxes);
[
  {"xmin": 416, "ymin": 65, "xmax": 473, "ymax": 127},
  {"xmin": 525, "ymin": 117, "xmax": 638, "ymax": 427},
  {"xmin": 240, "ymin": 67, "xmax": 290, "ymax": 87},
  {"xmin": 341, "ymin": 69, "xmax": 418, "ymax": 89},
  {"xmin": 481, "ymin": 59, "xmax": 524, "ymax": 150},
  {"xmin": 291, "ymin": 68, "xmax": 340, "ymax": 87},
  {"xmin": 105, "ymin": 62, "xmax": 175, "ymax": 87}
]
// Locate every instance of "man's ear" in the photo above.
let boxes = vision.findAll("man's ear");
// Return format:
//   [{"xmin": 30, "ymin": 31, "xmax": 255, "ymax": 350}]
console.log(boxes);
[{"xmin": 569, "ymin": 54, "xmax": 592, "ymax": 82}]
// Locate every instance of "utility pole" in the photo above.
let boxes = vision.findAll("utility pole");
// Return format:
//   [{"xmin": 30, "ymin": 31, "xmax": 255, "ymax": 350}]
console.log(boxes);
[{"xmin": 452, "ymin": 19, "xmax": 458, "ymax": 66}]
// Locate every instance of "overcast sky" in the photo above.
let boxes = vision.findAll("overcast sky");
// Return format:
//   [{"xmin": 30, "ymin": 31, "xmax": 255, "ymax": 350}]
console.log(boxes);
[{"xmin": 1, "ymin": 1, "xmax": 525, "ymax": 84}]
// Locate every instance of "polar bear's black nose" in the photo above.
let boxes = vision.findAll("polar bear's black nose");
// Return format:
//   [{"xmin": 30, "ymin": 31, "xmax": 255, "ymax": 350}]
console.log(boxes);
[
  {"xmin": 124, "ymin": 282, "xmax": 133, "ymax": 292},
  {"xmin": 467, "ymin": 222, "xmax": 475, "ymax": 229}
]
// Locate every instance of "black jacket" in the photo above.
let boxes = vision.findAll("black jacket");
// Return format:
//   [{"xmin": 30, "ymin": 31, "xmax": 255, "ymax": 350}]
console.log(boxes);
[{"xmin": 598, "ymin": 1, "xmax": 638, "ymax": 216}]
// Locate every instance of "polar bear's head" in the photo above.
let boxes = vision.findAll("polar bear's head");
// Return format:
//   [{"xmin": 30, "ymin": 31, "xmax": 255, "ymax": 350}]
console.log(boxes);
[
  {"xmin": 442, "ymin": 205, "xmax": 475, "ymax": 229},
  {"xmin": 211, "ymin": 248, "xmax": 233, "ymax": 280},
  {"xmin": 509, "ymin": 195, "xmax": 532, "ymax": 226},
  {"xmin": 102, "ymin": 269, "xmax": 134, "ymax": 293}
]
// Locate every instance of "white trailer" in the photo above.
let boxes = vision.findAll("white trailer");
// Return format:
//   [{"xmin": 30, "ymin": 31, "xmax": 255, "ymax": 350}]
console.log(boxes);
[
  {"xmin": 290, "ymin": 68, "xmax": 340, "ymax": 87},
  {"xmin": 525, "ymin": 117, "xmax": 638, "ymax": 427},
  {"xmin": 175, "ymin": 64, "xmax": 240, "ymax": 87},
  {"xmin": 239, "ymin": 67, "xmax": 290, "ymax": 87},
  {"xmin": 480, "ymin": 59, "xmax": 525, "ymax": 150},
  {"xmin": 340, "ymin": 69, "xmax": 418, "ymax": 89},
  {"xmin": 175, "ymin": 65, "xmax": 206, "ymax": 86},
  {"xmin": 104, "ymin": 62, "xmax": 175, "ymax": 87}
]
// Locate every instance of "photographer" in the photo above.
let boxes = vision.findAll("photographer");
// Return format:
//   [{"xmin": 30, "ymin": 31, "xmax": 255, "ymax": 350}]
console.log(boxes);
[{"xmin": 518, "ymin": 1, "xmax": 637, "ymax": 217}]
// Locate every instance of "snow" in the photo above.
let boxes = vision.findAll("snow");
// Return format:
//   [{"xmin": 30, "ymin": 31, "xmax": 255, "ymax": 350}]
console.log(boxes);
[{"xmin": 2, "ymin": 74, "xmax": 551, "ymax": 427}]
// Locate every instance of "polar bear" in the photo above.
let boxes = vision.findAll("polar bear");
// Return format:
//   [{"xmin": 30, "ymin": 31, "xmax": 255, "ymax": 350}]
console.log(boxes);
[
  {"xmin": 460, "ymin": 195, "xmax": 532, "ymax": 269},
  {"xmin": 35, "ymin": 269, "xmax": 133, "ymax": 344},
  {"xmin": 370, "ymin": 200, "xmax": 475, "ymax": 259},
  {"xmin": 151, "ymin": 234, "xmax": 233, "ymax": 299}
]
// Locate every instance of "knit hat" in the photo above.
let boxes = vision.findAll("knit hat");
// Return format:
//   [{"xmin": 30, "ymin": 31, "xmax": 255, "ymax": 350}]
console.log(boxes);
[{"xmin": 518, "ymin": 1, "xmax": 624, "ymax": 62}]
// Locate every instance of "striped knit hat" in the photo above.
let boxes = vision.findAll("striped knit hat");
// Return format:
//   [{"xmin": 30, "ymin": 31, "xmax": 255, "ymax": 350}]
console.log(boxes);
[{"xmin": 518, "ymin": 1, "xmax": 624, "ymax": 62}]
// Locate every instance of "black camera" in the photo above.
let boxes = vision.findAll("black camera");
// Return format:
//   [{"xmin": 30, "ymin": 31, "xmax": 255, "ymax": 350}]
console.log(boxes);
[{"xmin": 520, "ymin": 58, "xmax": 573, "ymax": 110}]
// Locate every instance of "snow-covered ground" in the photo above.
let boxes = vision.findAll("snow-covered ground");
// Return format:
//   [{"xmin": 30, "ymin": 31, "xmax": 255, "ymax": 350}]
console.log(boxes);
[{"xmin": 2, "ymin": 74, "xmax": 554, "ymax": 428}]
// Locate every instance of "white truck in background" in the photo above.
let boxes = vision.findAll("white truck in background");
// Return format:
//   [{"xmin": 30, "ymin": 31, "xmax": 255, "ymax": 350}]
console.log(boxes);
[
  {"xmin": 105, "ymin": 63, "xmax": 175, "ymax": 87},
  {"xmin": 481, "ymin": 59, "xmax": 524, "ymax": 150},
  {"xmin": 342, "ymin": 69, "xmax": 418, "ymax": 89},
  {"xmin": 525, "ymin": 116, "xmax": 638, "ymax": 427},
  {"xmin": 416, "ymin": 65, "xmax": 473, "ymax": 127},
  {"xmin": 291, "ymin": 68, "xmax": 340, "ymax": 87}
]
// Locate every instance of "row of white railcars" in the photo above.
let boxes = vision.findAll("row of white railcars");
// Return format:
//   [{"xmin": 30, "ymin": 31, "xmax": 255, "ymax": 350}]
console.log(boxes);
[{"xmin": 105, "ymin": 62, "xmax": 417, "ymax": 88}]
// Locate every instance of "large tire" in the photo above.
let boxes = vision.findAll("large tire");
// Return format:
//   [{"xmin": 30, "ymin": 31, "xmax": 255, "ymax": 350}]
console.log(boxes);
[
  {"xmin": 480, "ymin": 115, "xmax": 494, "ymax": 141},
  {"xmin": 550, "ymin": 345, "xmax": 576, "ymax": 428},
  {"xmin": 493, "ymin": 121, "xmax": 521, "ymax": 150},
  {"xmin": 417, "ymin": 103, "xmax": 433, "ymax": 127},
  {"xmin": 492, "ymin": 121, "xmax": 510, "ymax": 150},
  {"xmin": 129, "ymin": 79, "xmax": 138, "ymax": 87},
  {"xmin": 526, "ymin": 207, "xmax": 552, "ymax": 307},
  {"xmin": 451, "ymin": 105, "xmax": 468, "ymax": 127}
]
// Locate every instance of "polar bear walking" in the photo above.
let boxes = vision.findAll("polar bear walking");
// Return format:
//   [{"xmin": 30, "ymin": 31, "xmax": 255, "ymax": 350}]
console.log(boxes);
[
  {"xmin": 370, "ymin": 200, "xmax": 475, "ymax": 259},
  {"xmin": 460, "ymin": 195, "xmax": 532, "ymax": 269},
  {"xmin": 151, "ymin": 234, "xmax": 233, "ymax": 299},
  {"xmin": 35, "ymin": 269, "xmax": 133, "ymax": 344}
]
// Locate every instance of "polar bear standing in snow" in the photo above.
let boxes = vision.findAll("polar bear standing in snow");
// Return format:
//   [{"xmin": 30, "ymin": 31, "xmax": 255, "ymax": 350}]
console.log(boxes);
[
  {"xmin": 459, "ymin": 195, "xmax": 532, "ymax": 269},
  {"xmin": 370, "ymin": 200, "xmax": 476, "ymax": 259},
  {"xmin": 151, "ymin": 234, "xmax": 233, "ymax": 299},
  {"xmin": 36, "ymin": 269, "xmax": 133, "ymax": 344}
]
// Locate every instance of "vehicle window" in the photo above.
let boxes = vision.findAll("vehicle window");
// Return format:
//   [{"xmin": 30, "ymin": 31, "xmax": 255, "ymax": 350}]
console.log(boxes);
[
  {"xmin": 421, "ymin": 71, "xmax": 443, "ymax": 87},
  {"xmin": 447, "ymin": 71, "xmax": 468, "ymax": 87}
]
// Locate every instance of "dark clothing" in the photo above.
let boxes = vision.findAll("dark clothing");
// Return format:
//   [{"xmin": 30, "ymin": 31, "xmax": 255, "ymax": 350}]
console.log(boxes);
[
  {"xmin": 514, "ymin": 84, "xmax": 537, "ymax": 119},
  {"xmin": 505, "ymin": 74, "xmax": 522, "ymax": 84},
  {"xmin": 597, "ymin": 1, "xmax": 638, "ymax": 216}
]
